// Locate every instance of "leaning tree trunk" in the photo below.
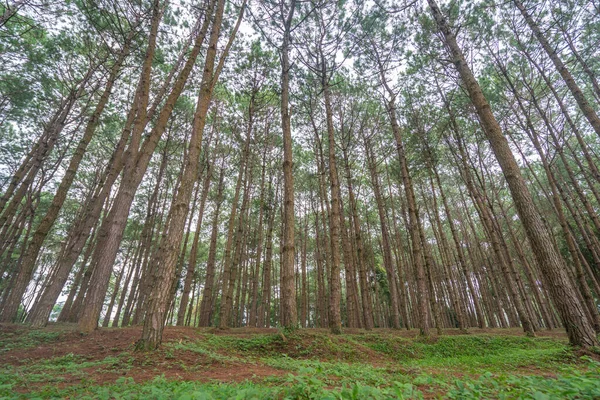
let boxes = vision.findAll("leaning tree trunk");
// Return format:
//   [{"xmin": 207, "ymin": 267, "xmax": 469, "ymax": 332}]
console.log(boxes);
[
  {"xmin": 78, "ymin": 2, "xmax": 211, "ymax": 333},
  {"xmin": 138, "ymin": 0, "xmax": 243, "ymax": 350},
  {"xmin": 428, "ymin": 0, "xmax": 599, "ymax": 348},
  {"xmin": 512, "ymin": 0, "xmax": 600, "ymax": 139},
  {"xmin": 5, "ymin": 40, "xmax": 132, "ymax": 325},
  {"xmin": 371, "ymin": 42, "xmax": 430, "ymax": 336}
]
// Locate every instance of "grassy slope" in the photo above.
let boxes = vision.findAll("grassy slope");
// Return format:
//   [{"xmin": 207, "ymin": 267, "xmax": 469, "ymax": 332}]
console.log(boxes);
[{"xmin": 0, "ymin": 326, "xmax": 599, "ymax": 399}]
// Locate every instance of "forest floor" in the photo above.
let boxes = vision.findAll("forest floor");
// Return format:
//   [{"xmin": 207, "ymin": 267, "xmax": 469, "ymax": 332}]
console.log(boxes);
[{"xmin": 1, "ymin": 324, "xmax": 599, "ymax": 399}]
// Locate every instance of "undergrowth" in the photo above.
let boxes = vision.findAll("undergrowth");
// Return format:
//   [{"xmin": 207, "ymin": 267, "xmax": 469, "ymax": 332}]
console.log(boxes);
[{"xmin": 1, "ymin": 327, "xmax": 598, "ymax": 399}]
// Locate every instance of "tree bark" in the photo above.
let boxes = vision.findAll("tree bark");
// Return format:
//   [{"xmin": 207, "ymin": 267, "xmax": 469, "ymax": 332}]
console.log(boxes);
[
  {"xmin": 279, "ymin": 0, "xmax": 298, "ymax": 330},
  {"xmin": 78, "ymin": 1, "xmax": 211, "ymax": 333},
  {"xmin": 138, "ymin": 0, "xmax": 243, "ymax": 349}
]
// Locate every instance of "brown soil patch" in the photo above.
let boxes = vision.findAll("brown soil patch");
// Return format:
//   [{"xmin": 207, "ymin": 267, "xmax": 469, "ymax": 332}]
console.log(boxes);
[{"xmin": 0, "ymin": 324, "xmax": 287, "ymax": 392}]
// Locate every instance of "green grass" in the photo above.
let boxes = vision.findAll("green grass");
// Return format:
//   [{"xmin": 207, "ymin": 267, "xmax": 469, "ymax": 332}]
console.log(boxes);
[
  {"xmin": 355, "ymin": 334, "xmax": 572, "ymax": 372},
  {"xmin": 1, "ymin": 328, "xmax": 598, "ymax": 399},
  {"xmin": 0, "ymin": 375, "xmax": 423, "ymax": 400},
  {"xmin": 0, "ymin": 329, "xmax": 62, "ymax": 352},
  {"xmin": 174, "ymin": 331, "xmax": 363, "ymax": 361},
  {"xmin": 445, "ymin": 361, "xmax": 600, "ymax": 399},
  {"xmin": 0, "ymin": 352, "xmax": 134, "ymax": 391}
]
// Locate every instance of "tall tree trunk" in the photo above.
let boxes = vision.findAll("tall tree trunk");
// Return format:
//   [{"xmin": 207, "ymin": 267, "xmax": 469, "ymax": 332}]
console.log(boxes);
[
  {"xmin": 138, "ymin": 0, "xmax": 243, "ymax": 349},
  {"xmin": 496, "ymin": 64, "xmax": 600, "ymax": 332},
  {"xmin": 279, "ymin": 0, "xmax": 298, "ymax": 330},
  {"xmin": 321, "ymin": 72, "xmax": 343, "ymax": 334},
  {"xmin": 219, "ymin": 97, "xmax": 254, "ymax": 329},
  {"xmin": 0, "ymin": 66, "xmax": 95, "ymax": 239},
  {"xmin": 78, "ymin": 1, "xmax": 212, "ymax": 333},
  {"xmin": 371, "ymin": 42, "xmax": 430, "ymax": 335}
]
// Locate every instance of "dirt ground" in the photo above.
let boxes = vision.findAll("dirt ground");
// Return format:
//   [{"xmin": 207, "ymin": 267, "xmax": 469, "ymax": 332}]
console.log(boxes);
[
  {"xmin": 0, "ymin": 324, "xmax": 290, "ymax": 388},
  {"xmin": 0, "ymin": 323, "xmax": 571, "ymax": 393}
]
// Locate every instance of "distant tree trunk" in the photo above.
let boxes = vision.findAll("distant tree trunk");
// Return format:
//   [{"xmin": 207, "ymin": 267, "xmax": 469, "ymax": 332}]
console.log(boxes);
[
  {"xmin": 496, "ymin": 197, "xmax": 557, "ymax": 330},
  {"xmin": 58, "ymin": 217, "xmax": 101, "ymax": 323},
  {"xmin": 218, "ymin": 109, "xmax": 256, "ymax": 330},
  {"xmin": 102, "ymin": 255, "xmax": 129, "ymax": 327},
  {"xmin": 166, "ymin": 179, "xmax": 200, "ymax": 316},
  {"xmin": 313, "ymin": 130, "xmax": 332, "ymax": 329},
  {"xmin": 389, "ymin": 108, "xmax": 429, "ymax": 336},
  {"xmin": 342, "ymin": 146, "xmax": 374, "ymax": 330},
  {"xmin": 300, "ymin": 216, "xmax": 308, "ymax": 328},
  {"xmin": 233, "ymin": 201, "xmax": 252, "ymax": 326},
  {"xmin": 111, "ymin": 246, "xmax": 138, "ymax": 327},
  {"xmin": 199, "ymin": 166, "xmax": 225, "ymax": 327},
  {"xmin": 0, "ymin": 191, "xmax": 38, "ymax": 310},
  {"xmin": 423, "ymin": 166, "xmax": 468, "ymax": 331},
  {"xmin": 450, "ymin": 128, "xmax": 535, "ymax": 335},
  {"xmin": 228, "ymin": 159, "xmax": 254, "ymax": 326},
  {"xmin": 176, "ymin": 149, "xmax": 215, "ymax": 326},
  {"xmin": 257, "ymin": 182, "xmax": 277, "ymax": 328},
  {"xmin": 363, "ymin": 136, "xmax": 401, "ymax": 329},
  {"xmin": 417, "ymin": 213, "xmax": 443, "ymax": 334},
  {"xmin": 434, "ymin": 91, "xmax": 489, "ymax": 329},
  {"xmin": 370, "ymin": 43, "xmax": 430, "ymax": 335},
  {"xmin": 321, "ymin": 74, "xmax": 343, "ymax": 334},
  {"xmin": 123, "ymin": 147, "xmax": 170, "ymax": 326},
  {"xmin": 384, "ymin": 171, "xmax": 412, "ymax": 330},
  {"xmin": 313, "ymin": 195, "xmax": 328, "ymax": 328},
  {"xmin": 248, "ymin": 139, "xmax": 270, "ymax": 327},
  {"xmin": 186, "ymin": 279, "xmax": 198, "ymax": 326}
]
